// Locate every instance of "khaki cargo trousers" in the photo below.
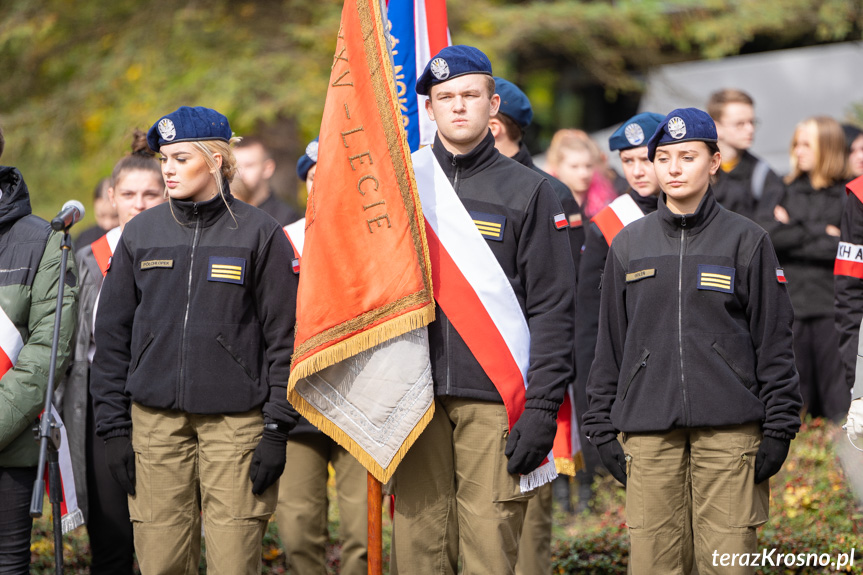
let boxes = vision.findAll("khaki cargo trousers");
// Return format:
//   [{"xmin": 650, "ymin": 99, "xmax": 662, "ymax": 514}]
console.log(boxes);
[
  {"xmin": 129, "ymin": 403, "xmax": 278, "ymax": 575},
  {"xmin": 275, "ymin": 433, "xmax": 368, "ymax": 575},
  {"xmin": 515, "ymin": 482, "xmax": 552, "ymax": 575},
  {"xmin": 390, "ymin": 397, "xmax": 533, "ymax": 575},
  {"xmin": 622, "ymin": 423, "xmax": 769, "ymax": 575}
]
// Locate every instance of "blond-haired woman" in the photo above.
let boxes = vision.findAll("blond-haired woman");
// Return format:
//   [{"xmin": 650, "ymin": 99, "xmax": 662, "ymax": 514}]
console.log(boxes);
[
  {"xmin": 546, "ymin": 129, "xmax": 617, "ymax": 219},
  {"xmin": 91, "ymin": 107, "xmax": 299, "ymax": 574},
  {"xmin": 770, "ymin": 116, "xmax": 850, "ymax": 422}
]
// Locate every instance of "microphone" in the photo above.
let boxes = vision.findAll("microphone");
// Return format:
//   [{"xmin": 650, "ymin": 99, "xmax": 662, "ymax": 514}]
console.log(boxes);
[{"xmin": 50, "ymin": 200, "xmax": 86, "ymax": 232}]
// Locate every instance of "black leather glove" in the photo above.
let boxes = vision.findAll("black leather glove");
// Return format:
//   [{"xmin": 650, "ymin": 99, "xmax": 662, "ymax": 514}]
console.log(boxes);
[
  {"xmin": 596, "ymin": 438, "xmax": 627, "ymax": 487},
  {"xmin": 505, "ymin": 407, "xmax": 558, "ymax": 475},
  {"xmin": 753, "ymin": 436, "xmax": 790, "ymax": 484},
  {"xmin": 249, "ymin": 427, "xmax": 289, "ymax": 495},
  {"xmin": 105, "ymin": 436, "xmax": 136, "ymax": 496}
]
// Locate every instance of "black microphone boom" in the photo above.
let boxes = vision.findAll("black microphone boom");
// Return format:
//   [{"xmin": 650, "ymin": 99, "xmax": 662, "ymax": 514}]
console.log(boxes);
[{"xmin": 50, "ymin": 200, "xmax": 86, "ymax": 232}]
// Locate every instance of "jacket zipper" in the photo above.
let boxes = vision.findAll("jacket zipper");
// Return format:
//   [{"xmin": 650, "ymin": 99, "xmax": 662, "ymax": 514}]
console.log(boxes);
[
  {"xmin": 446, "ymin": 156, "xmax": 460, "ymax": 395},
  {"xmin": 677, "ymin": 217, "xmax": 688, "ymax": 425},
  {"xmin": 178, "ymin": 204, "xmax": 201, "ymax": 409}
]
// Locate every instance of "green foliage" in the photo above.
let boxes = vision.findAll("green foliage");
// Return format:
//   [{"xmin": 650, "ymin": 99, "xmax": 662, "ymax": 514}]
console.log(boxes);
[
  {"xmin": 1, "ymin": 0, "xmax": 861, "ymax": 220},
  {"xmin": 30, "ymin": 418, "xmax": 861, "ymax": 574}
]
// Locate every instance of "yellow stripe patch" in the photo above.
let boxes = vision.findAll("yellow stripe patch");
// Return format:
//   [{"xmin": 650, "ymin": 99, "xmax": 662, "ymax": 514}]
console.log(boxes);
[
  {"xmin": 208, "ymin": 257, "xmax": 246, "ymax": 285},
  {"xmin": 697, "ymin": 264, "xmax": 735, "ymax": 293}
]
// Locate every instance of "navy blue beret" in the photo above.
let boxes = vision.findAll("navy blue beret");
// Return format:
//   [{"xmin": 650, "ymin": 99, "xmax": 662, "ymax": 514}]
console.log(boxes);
[
  {"xmin": 416, "ymin": 45, "xmax": 493, "ymax": 96},
  {"xmin": 647, "ymin": 107, "xmax": 718, "ymax": 161},
  {"xmin": 147, "ymin": 106, "xmax": 232, "ymax": 152},
  {"xmin": 297, "ymin": 137, "xmax": 319, "ymax": 181},
  {"xmin": 493, "ymin": 77, "xmax": 533, "ymax": 130},
  {"xmin": 609, "ymin": 112, "xmax": 665, "ymax": 152}
]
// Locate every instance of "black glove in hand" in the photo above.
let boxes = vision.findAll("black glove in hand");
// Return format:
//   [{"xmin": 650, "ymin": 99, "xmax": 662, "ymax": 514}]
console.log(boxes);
[
  {"xmin": 105, "ymin": 436, "xmax": 136, "ymax": 496},
  {"xmin": 753, "ymin": 436, "xmax": 790, "ymax": 484},
  {"xmin": 504, "ymin": 407, "xmax": 558, "ymax": 475},
  {"xmin": 249, "ymin": 428, "xmax": 288, "ymax": 495},
  {"xmin": 596, "ymin": 438, "xmax": 627, "ymax": 487}
]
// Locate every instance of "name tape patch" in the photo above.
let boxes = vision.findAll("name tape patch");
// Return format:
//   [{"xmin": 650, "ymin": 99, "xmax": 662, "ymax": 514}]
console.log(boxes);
[
  {"xmin": 626, "ymin": 268, "xmax": 655, "ymax": 282},
  {"xmin": 469, "ymin": 210, "xmax": 506, "ymax": 242},
  {"xmin": 208, "ymin": 256, "xmax": 246, "ymax": 285},
  {"xmin": 141, "ymin": 259, "xmax": 174, "ymax": 270},
  {"xmin": 698, "ymin": 264, "xmax": 734, "ymax": 293}
]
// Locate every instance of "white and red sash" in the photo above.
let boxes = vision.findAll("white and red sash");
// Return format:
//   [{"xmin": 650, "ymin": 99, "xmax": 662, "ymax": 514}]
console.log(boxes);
[
  {"xmin": 591, "ymin": 194, "xmax": 645, "ymax": 246},
  {"xmin": 284, "ymin": 218, "xmax": 306, "ymax": 274},
  {"xmin": 0, "ymin": 305, "xmax": 83, "ymax": 533},
  {"xmin": 836, "ymin": 176, "xmax": 863, "ymax": 279},
  {"xmin": 413, "ymin": 146, "xmax": 556, "ymax": 492},
  {"xmin": 91, "ymin": 227, "xmax": 122, "ymax": 278},
  {"xmin": 835, "ymin": 241, "xmax": 863, "ymax": 279}
]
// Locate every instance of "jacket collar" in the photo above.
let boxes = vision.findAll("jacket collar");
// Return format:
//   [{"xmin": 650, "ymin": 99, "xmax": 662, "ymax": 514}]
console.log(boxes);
[
  {"xmin": 432, "ymin": 129, "xmax": 500, "ymax": 182},
  {"xmin": 512, "ymin": 143, "xmax": 535, "ymax": 169},
  {"xmin": 0, "ymin": 166, "xmax": 32, "ymax": 231},
  {"xmin": 656, "ymin": 187, "xmax": 720, "ymax": 236},
  {"xmin": 628, "ymin": 189, "xmax": 659, "ymax": 215},
  {"xmin": 169, "ymin": 184, "xmax": 234, "ymax": 228}
]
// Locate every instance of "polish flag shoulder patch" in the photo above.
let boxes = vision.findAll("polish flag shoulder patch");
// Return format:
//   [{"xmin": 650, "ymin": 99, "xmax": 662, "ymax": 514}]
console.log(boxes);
[
  {"xmin": 553, "ymin": 213, "xmax": 568, "ymax": 230},
  {"xmin": 776, "ymin": 268, "xmax": 787, "ymax": 284},
  {"xmin": 291, "ymin": 258, "xmax": 300, "ymax": 275},
  {"xmin": 568, "ymin": 213, "xmax": 583, "ymax": 228}
]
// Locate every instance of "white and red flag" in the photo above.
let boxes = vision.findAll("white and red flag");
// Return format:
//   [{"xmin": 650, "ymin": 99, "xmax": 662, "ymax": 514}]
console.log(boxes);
[
  {"xmin": 386, "ymin": 0, "xmax": 450, "ymax": 151},
  {"xmin": 0, "ymin": 305, "xmax": 83, "ymax": 534}
]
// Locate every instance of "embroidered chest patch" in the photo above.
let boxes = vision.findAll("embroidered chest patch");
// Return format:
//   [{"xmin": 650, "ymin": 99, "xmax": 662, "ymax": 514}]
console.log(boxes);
[
  {"xmin": 469, "ymin": 211, "xmax": 506, "ymax": 242},
  {"xmin": 626, "ymin": 268, "xmax": 655, "ymax": 282},
  {"xmin": 140, "ymin": 259, "xmax": 173, "ymax": 270},
  {"xmin": 208, "ymin": 256, "xmax": 246, "ymax": 285},
  {"xmin": 698, "ymin": 264, "xmax": 734, "ymax": 293}
]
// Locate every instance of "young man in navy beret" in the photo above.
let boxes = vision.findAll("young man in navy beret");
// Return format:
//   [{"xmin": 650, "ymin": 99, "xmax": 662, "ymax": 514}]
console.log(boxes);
[
  {"xmin": 390, "ymin": 46, "xmax": 575, "ymax": 574},
  {"xmin": 584, "ymin": 108, "xmax": 800, "ymax": 574}
]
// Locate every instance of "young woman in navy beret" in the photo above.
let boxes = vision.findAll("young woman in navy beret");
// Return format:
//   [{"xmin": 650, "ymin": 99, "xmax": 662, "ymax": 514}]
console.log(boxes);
[
  {"xmin": 584, "ymin": 108, "xmax": 801, "ymax": 574},
  {"xmin": 91, "ymin": 106, "xmax": 300, "ymax": 574}
]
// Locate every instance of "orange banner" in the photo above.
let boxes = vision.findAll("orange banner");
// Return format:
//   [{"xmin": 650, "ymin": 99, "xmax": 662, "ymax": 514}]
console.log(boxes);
[{"xmin": 288, "ymin": 0, "xmax": 435, "ymax": 482}]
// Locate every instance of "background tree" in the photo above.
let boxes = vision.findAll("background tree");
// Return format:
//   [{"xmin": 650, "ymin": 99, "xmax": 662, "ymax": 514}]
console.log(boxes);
[{"xmin": 1, "ymin": 0, "xmax": 860, "ymax": 222}]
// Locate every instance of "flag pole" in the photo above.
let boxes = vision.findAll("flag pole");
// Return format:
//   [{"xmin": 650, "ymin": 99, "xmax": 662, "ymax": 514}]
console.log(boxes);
[{"xmin": 367, "ymin": 472, "xmax": 383, "ymax": 575}]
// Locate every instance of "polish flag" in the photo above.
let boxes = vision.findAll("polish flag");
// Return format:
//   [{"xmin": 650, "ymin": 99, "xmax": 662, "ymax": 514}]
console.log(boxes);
[{"xmin": 386, "ymin": 0, "xmax": 450, "ymax": 151}]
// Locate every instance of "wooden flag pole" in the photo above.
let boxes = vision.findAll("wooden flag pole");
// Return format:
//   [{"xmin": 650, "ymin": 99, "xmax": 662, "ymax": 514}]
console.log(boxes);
[{"xmin": 368, "ymin": 472, "xmax": 383, "ymax": 575}]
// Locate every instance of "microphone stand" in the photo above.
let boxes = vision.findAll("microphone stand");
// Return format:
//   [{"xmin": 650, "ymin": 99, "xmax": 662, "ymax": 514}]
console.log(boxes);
[{"xmin": 29, "ymin": 230, "xmax": 73, "ymax": 575}]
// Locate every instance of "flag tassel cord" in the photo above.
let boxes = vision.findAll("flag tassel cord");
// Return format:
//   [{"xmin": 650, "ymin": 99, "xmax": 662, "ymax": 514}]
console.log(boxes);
[
  {"xmin": 287, "ymin": 304, "xmax": 436, "ymax": 483},
  {"xmin": 288, "ymin": 303, "xmax": 435, "ymax": 390}
]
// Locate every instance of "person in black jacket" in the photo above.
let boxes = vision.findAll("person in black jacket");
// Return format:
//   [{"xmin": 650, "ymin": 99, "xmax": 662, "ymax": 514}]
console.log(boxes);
[
  {"xmin": 233, "ymin": 136, "xmax": 301, "ymax": 226},
  {"xmin": 574, "ymin": 112, "xmax": 664, "ymax": 514},
  {"xmin": 843, "ymin": 124, "xmax": 863, "ymax": 179},
  {"xmin": 706, "ymin": 89, "xmax": 785, "ymax": 222},
  {"xmin": 768, "ymin": 116, "xmax": 850, "ymax": 422},
  {"xmin": 91, "ymin": 106, "xmax": 300, "ymax": 574},
  {"xmin": 488, "ymin": 75, "xmax": 576, "ymax": 575},
  {"xmin": 389, "ymin": 46, "xmax": 575, "ymax": 575},
  {"xmin": 584, "ymin": 108, "xmax": 801, "ymax": 575},
  {"xmin": 273, "ymin": 139, "xmax": 368, "ymax": 575}
]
